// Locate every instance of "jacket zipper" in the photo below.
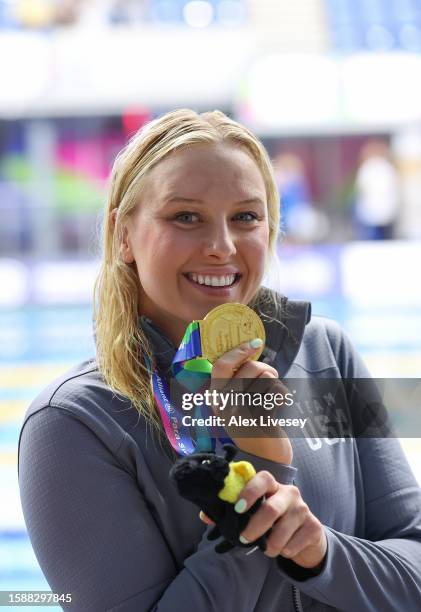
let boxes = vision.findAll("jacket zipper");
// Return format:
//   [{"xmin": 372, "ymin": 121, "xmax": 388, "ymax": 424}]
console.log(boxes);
[{"xmin": 292, "ymin": 585, "xmax": 304, "ymax": 612}]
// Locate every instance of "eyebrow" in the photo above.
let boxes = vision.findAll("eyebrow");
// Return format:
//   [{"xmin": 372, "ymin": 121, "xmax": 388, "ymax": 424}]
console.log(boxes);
[{"xmin": 164, "ymin": 196, "xmax": 266, "ymax": 206}]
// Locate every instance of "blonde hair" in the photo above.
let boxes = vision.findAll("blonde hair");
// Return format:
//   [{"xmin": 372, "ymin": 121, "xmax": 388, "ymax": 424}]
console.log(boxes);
[{"xmin": 94, "ymin": 108, "xmax": 281, "ymax": 436}]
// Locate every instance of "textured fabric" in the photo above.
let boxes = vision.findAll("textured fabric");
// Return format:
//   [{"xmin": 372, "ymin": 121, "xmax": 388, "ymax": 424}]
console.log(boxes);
[{"xmin": 18, "ymin": 291, "xmax": 421, "ymax": 611}]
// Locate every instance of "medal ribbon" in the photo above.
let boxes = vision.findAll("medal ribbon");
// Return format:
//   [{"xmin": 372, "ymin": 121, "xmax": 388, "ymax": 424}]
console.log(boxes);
[{"xmin": 147, "ymin": 321, "xmax": 233, "ymax": 456}]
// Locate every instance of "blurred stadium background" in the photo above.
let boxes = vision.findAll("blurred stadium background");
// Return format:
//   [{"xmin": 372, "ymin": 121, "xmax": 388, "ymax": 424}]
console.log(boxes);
[{"xmin": 1, "ymin": 0, "xmax": 421, "ymax": 606}]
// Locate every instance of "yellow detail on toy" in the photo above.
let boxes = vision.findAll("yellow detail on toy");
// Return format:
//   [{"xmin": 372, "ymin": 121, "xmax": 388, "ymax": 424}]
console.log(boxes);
[{"xmin": 218, "ymin": 461, "xmax": 256, "ymax": 503}]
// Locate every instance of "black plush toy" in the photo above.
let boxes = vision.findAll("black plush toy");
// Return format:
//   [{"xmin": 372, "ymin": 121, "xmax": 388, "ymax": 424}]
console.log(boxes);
[
  {"xmin": 170, "ymin": 443, "xmax": 326, "ymax": 583},
  {"xmin": 169, "ymin": 443, "xmax": 270, "ymax": 554}
]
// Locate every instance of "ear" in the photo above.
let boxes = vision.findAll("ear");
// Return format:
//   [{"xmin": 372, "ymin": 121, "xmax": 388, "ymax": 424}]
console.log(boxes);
[
  {"xmin": 121, "ymin": 226, "xmax": 135, "ymax": 264},
  {"xmin": 223, "ymin": 443, "xmax": 237, "ymax": 463},
  {"xmin": 111, "ymin": 207, "xmax": 134, "ymax": 264}
]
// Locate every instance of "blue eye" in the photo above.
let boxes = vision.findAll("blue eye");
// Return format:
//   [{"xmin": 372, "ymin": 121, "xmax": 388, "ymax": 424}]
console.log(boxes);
[
  {"xmin": 235, "ymin": 212, "xmax": 258, "ymax": 222},
  {"xmin": 174, "ymin": 212, "xmax": 199, "ymax": 223}
]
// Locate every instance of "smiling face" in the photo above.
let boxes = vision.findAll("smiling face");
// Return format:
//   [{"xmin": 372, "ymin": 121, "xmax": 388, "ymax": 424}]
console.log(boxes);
[{"xmin": 121, "ymin": 142, "xmax": 270, "ymax": 346}]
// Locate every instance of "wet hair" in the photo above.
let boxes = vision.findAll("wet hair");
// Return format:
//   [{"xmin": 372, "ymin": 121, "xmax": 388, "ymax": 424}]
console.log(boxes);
[{"xmin": 94, "ymin": 108, "xmax": 281, "ymax": 436}]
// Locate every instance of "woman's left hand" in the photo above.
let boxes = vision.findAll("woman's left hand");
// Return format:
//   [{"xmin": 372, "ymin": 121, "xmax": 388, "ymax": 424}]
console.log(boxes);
[{"xmin": 200, "ymin": 470, "xmax": 327, "ymax": 569}]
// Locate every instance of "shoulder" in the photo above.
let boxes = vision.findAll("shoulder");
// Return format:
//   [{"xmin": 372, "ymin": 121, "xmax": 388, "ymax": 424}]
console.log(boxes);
[
  {"xmin": 26, "ymin": 358, "xmax": 96, "ymax": 401},
  {"xmin": 302, "ymin": 315, "xmax": 346, "ymax": 351},
  {"xmin": 19, "ymin": 359, "xmax": 135, "ymax": 466},
  {"xmin": 22, "ymin": 359, "xmax": 112, "ymax": 423},
  {"xmin": 294, "ymin": 315, "xmax": 370, "ymax": 378}
]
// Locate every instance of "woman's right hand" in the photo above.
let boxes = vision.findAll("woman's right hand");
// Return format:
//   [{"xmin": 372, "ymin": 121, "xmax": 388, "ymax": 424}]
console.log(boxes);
[{"xmin": 210, "ymin": 339, "xmax": 293, "ymax": 465}]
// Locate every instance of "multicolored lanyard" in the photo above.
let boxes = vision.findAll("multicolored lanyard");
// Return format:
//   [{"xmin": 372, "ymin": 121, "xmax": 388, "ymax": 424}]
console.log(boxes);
[{"xmin": 147, "ymin": 321, "xmax": 233, "ymax": 456}]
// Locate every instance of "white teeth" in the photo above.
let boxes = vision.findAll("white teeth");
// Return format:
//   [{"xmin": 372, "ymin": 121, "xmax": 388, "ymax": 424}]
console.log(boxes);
[{"xmin": 188, "ymin": 273, "xmax": 237, "ymax": 287}]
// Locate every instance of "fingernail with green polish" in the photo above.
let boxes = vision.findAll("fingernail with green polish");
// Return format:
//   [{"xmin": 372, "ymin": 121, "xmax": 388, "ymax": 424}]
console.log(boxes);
[
  {"xmin": 249, "ymin": 338, "xmax": 263, "ymax": 349},
  {"xmin": 239, "ymin": 535, "xmax": 250, "ymax": 544},
  {"xmin": 234, "ymin": 498, "xmax": 247, "ymax": 513}
]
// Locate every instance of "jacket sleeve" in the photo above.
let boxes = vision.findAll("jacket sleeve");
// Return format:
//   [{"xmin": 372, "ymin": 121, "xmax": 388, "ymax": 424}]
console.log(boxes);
[
  {"xmin": 276, "ymin": 321, "xmax": 421, "ymax": 610},
  {"xmin": 18, "ymin": 406, "xmax": 297, "ymax": 612},
  {"xmin": 277, "ymin": 435, "xmax": 421, "ymax": 611}
]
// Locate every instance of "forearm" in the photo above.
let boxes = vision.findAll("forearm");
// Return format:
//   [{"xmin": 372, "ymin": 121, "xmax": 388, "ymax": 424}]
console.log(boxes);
[
  {"xmin": 148, "ymin": 540, "xmax": 270, "ymax": 612},
  {"xmin": 277, "ymin": 526, "xmax": 421, "ymax": 611},
  {"xmin": 150, "ymin": 450, "xmax": 298, "ymax": 611}
]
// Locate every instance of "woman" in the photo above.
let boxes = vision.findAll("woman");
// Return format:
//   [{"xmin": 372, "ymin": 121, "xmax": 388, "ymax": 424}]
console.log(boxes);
[{"xmin": 18, "ymin": 109, "xmax": 421, "ymax": 611}]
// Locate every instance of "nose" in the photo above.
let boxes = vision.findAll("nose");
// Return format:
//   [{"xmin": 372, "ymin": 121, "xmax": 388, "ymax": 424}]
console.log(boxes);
[{"xmin": 202, "ymin": 220, "xmax": 237, "ymax": 259}]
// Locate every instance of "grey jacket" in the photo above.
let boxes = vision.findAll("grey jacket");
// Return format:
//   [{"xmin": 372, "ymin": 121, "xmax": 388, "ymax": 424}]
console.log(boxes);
[{"xmin": 18, "ymin": 292, "xmax": 421, "ymax": 611}]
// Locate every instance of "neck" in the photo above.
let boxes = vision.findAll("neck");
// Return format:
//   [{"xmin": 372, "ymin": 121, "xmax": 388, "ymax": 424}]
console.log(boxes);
[
  {"xmin": 160, "ymin": 325, "xmax": 185, "ymax": 348},
  {"xmin": 140, "ymin": 314, "xmax": 186, "ymax": 348}
]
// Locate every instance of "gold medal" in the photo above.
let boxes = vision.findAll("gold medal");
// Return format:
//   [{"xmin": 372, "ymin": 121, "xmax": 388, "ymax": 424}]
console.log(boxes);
[{"xmin": 198, "ymin": 303, "xmax": 265, "ymax": 363}]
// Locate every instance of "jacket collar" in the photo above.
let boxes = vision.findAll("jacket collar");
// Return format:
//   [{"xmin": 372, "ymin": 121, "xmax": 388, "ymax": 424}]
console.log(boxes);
[{"xmin": 139, "ymin": 288, "xmax": 311, "ymax": 378}]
